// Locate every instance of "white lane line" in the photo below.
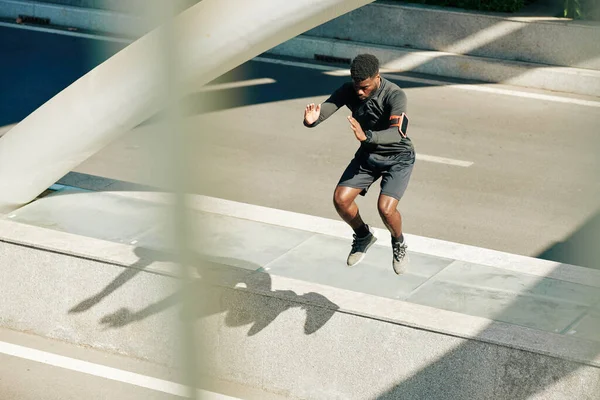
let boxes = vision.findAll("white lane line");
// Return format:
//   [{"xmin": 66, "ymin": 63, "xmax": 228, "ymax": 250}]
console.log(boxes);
[
  {"xmin": 200, "ymin": 78, "xmax": 276, "ymax": 92},
  {"xmin": 0, "ymin": 341, "xmax": 238, "ymax": 399},
  {"xmin": 0, "ymin": 21, "xmax": 134, "ymax": 43},
  {"xmin": 254, "ymin": 56, "xmax": 337, "ymax": 72},
  {"xmin": 417, "ymin": 154, "xmax": 473, "ymax": 167},
  {"xmin": 253, "ymin": 57, "xmax": 600, "ymax": 108}
]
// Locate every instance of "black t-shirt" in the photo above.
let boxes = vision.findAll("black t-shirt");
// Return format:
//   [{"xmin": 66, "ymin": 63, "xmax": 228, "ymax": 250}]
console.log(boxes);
[{"xmin": 305, "ymin": 77, "xmax": 414, "ymax": 156}]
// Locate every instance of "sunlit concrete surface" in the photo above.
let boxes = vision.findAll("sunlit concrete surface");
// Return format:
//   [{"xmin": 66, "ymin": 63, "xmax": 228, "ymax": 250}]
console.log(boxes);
[{"xmin": 1, "ymin": 184, "xmax": 599, "ymax": 399}]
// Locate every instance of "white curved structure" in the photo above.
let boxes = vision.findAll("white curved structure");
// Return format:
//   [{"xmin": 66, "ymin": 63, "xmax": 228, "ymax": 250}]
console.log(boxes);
[{"xmin": 0, "ymin": 0, "xmax": 373, "ymax": 212}]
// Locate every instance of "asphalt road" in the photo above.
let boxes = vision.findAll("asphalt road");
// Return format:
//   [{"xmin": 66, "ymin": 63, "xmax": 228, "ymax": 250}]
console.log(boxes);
[
  {"xmin": 0, "ymin": 327, "xmax": 284, "ymax": 400},
  {"xmin": 2, "ymin": 25, "xmax": 600, "ymax": 266}
]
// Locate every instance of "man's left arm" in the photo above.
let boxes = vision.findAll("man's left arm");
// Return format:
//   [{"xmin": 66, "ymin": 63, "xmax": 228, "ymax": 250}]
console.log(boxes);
[{"xmin": 363, "ymin": 91, "xmax": 408, "ymax": 145}]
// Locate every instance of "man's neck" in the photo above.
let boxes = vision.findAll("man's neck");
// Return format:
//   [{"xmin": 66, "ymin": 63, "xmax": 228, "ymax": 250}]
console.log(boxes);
[{"xmin": 373, "ymin": 76, "xmax": 383, "ymax": 95}]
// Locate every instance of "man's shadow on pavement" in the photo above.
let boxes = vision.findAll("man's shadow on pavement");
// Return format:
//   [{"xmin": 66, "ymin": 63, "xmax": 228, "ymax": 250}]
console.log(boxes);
[{"xmin": 69, "ymin": 247, "xmax": 339, "ymax": 336}]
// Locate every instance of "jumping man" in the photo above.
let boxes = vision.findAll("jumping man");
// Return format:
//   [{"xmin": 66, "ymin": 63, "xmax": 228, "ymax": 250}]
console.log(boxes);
[{"xmin": 303, "ymin": 54, "xmax": 415, "ymax": 274}]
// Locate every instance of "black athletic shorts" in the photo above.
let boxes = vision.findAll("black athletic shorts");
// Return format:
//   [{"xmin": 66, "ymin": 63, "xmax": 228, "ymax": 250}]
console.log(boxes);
[{"xmin": 337, "ymin": 149, "xmax": 415, "ymax": 200}]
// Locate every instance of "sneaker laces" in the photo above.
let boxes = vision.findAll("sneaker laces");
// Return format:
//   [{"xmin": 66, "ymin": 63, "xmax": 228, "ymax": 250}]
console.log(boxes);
[
  {"xmin": 351, "ymin": 233, "xmax": 371, "ymax": 252},
  {"xmin": 351, "ymin": 234, "xmax": 360, "ymax": 252},
  {"xmin": 393, "ymin": 242, "xmax": 406, "ymax": 261}
]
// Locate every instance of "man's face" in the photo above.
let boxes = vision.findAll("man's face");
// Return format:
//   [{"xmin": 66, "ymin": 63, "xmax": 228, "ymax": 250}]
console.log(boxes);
[{"xmin": 353, "ymin": 74, "xmax": 380, "ymax": 100}]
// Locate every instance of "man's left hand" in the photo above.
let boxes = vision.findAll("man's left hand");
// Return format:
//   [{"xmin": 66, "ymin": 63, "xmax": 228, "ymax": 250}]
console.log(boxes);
[{"xmin": 348, "ymin": 116, "xmax": 367, "ymax": 142}]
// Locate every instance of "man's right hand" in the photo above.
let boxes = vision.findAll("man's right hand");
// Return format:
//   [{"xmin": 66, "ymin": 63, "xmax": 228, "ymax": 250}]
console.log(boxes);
[{"xmin": 304, "ymin": 103, "xmax": 321, "ymax": 125}]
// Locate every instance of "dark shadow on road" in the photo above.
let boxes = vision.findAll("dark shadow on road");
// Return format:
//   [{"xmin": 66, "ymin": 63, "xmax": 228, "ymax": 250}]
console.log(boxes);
[
  {"xmin": 0, "ymin": 24, "xmax": 483, "ymax": 129},
  {"xmin": 536, "ymin": 211, "xmax": 600, "ymax": 270},
  {"xmin": 137, "ymin": 56, "xmax": 461, "ymax": 126},
  {"xmin": 0, "ymin": 26, "xmax": 126, "ymax": 127}
]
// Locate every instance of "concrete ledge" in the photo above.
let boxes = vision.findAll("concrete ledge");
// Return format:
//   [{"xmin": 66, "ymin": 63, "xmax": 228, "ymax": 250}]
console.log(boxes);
[
  {"xmin": 52, "ymin": 172, "xmax": 600, "ymax": 289},
  {"xmin": 1, "ymin": 220, "xmax": 600, "ymax": 398},
  {"xmin": 268, "ymin": 36, "xmax": 600, "ymax": 97},
  {"xmin": 306, "ymin": 1, "xmax": 600, "ymax": 70}
]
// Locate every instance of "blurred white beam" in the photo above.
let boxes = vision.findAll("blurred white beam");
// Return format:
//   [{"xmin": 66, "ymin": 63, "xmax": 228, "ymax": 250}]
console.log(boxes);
[{"xmin": 0, "ymin": 0, "xmax": 374, "ymax": 212}]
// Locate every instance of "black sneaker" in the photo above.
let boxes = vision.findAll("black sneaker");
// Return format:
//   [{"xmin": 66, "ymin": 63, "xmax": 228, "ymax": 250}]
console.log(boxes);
[
  {"xmin": 347, "ymin": 229, "xmax": 377, "ymax": 266},
  {"xmin": 392, "ymin": 240, "xmax": 409, "ymax": 275}
]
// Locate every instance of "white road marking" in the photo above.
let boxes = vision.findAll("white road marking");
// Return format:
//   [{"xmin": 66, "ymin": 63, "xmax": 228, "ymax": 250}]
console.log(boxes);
[
  {"xmin": 0, "ymin": 341, "xmax": 239, "ymax": 399},
  {"xmin": 254, "ymin": 56, "xmax": 600, "ymax": 108},
  {"xmin": 199, "ymin": 78, "xmax": 276, "ymax": 92},
  {"xmin": 255, "ymin": 56, "xmax": 338, "ymax": 72},
  {"xmin": 0, "ymin": 21, "xmax": 133, "ymax": 43},
  {"xmin": 416, "ymin": 154, "xmax": 473, "ymax": 167}
]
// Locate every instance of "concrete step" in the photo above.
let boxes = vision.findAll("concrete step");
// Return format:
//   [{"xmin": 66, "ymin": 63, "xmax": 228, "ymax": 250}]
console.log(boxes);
[
  {"xmin": 4, "ymin": 177, "xmax": 600, "ymax": 345},
  {"xmin": 1, "ymin": 176, "xmax": 599, "ymax": 398}
]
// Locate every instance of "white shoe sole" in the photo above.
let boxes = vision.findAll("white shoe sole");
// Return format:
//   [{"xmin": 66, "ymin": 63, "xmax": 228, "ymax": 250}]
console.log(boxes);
[
  {"xmin": 393, "ymin": 254, "xmax": 410, "ymax": 275},
  {"xmin": 347, "ymin": 236, "xmax": 377, "ymax": 267}
]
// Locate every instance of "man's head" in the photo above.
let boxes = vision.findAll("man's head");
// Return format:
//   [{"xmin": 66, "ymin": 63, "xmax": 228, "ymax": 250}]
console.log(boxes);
[{"xmin": 350, "ymin": 54, "xmax": 380, "ymax": 100}]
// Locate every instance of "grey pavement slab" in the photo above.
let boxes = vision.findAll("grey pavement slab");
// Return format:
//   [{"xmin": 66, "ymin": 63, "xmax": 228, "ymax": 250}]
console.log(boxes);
[
  {"xmin": 406, "ymin": 261, "xmax": 600, "ymax": 334},
  {"xmin": 567, "ymin": 305, "xmax": 600, "ymax": 342},
  {"xmin": 136, "ymin": 211, "xmax": 316, "ymax": 271},
  {"xmin": 5, "ymin": 186, "xmax": 600, "ymax": 342},
  {"xmin": 4, "ymin": 188, "xmax": 160, "ymax": 245},
  {"xmin": 265, "ymin": 234, "xmax": 454, "ymax": 300}
]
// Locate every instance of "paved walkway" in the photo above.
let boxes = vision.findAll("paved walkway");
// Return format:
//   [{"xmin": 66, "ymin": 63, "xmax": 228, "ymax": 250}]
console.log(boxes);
[{"xmin": 4, "ymin": 183, "xmax": 600, "ymax": 344}]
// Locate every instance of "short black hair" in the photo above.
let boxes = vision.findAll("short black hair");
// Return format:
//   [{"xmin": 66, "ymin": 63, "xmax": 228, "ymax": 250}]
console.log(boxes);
[{"xmin": 350, "ymin": 54, "xmax": 379, "ymax": 82}]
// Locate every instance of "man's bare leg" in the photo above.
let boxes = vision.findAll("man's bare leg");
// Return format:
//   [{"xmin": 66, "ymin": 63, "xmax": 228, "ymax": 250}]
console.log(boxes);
[
  {"xmin": 333, "ymin": 185, "xmax": 377, "ymax": 266},
  {"xmin": 333, "ymin": 185, "xmax": 366, "ymax": 230},
  {"xmin": 378, "ymin": 193, "xmax": 409, "ymax": 274},
  {"xmin": 377, "ymin": 194, "xmax": 402, "ymax": 239}
]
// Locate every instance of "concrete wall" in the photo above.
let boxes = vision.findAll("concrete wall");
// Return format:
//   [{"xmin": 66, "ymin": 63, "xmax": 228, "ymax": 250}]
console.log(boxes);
[
  {"xmin": 1, "ymin": 221, "xmax": 599, "ymax": 399},
  {"xmin": 268, "ymin": 36, "xmax": 600, "ymax": 97},
  {"xmin": 304, "ymin": 1, "xmax": 600, "ymax": 70}
]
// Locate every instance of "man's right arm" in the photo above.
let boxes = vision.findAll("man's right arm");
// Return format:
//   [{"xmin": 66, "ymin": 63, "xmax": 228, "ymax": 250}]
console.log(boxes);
[{"xmin": 304, "ymin": 84, "xmax": 349, "ymax": 128}]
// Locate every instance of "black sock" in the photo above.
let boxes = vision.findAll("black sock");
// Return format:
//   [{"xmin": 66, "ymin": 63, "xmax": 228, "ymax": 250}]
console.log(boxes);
[
  {"xmin": 354, "ymin": 223, "xmax": 370, "ymax": 238},
  {"xmin": 392, "ymin": 234, "xmax": 404, "ymax": 244}
]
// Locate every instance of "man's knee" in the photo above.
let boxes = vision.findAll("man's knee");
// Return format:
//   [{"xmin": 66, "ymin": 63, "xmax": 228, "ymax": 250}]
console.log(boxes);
[
  {"xmin": 378, "ymin": 198, "xmax": 398, "ymax": 219},
  {"xmin": 333, "ymin": 187, "xmax": 354, "ymax": 211}
]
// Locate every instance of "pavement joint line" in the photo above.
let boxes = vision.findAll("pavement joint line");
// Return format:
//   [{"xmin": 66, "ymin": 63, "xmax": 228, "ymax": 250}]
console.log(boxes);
[
  {"xmin": 403, "ymin": 259, "xmax": 460, "ymax": 300},
  {"xmin": 559, "ymin": 298, "xmax": 600, "ymax": 335},
  {"xmin": 0, "ymin": 340, "xmax": 242, "ymax": 399},
  {"xmin": 559, "ymin": 308, "xmax": 592, "ymax": 335},
  {"xmin": 254, "ymin": 56, "xmax": 600, "ymax": 108},
  {"xmin": 258, "ymin": 233, "xmax": 319, "ymax": 272}
]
